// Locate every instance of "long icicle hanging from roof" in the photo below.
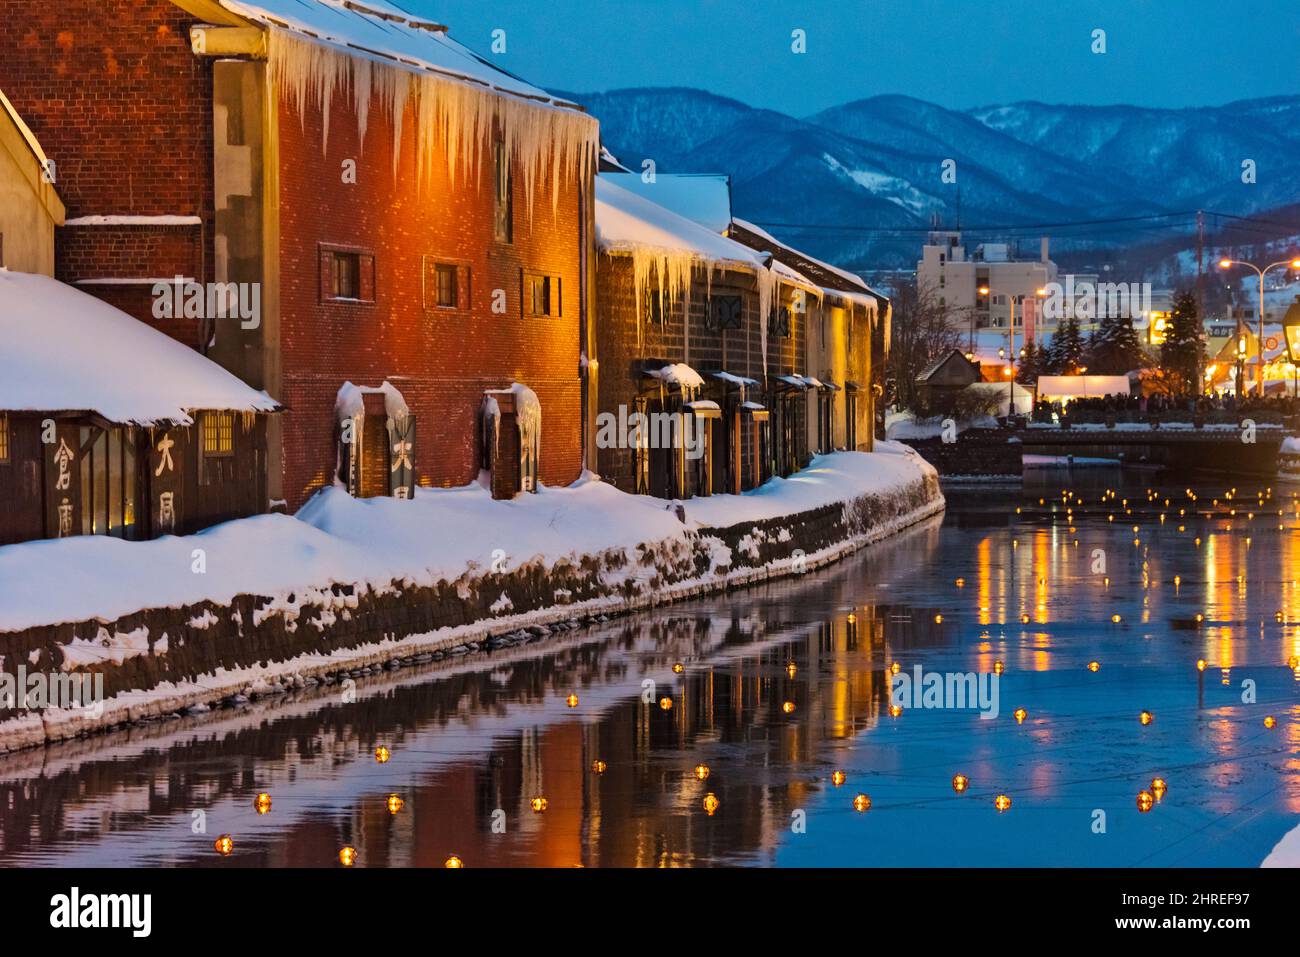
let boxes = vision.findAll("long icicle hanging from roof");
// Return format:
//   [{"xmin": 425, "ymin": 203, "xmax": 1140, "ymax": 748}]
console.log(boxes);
[{"xmin": 267, "ymin": 30, "xmax": 598, "ymax": 218}]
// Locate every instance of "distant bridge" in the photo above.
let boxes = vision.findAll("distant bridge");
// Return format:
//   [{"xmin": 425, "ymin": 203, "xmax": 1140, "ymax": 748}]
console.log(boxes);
[{"xmin": 1019, "ymin": 423, "xmax": 1287, "ymax": 473}]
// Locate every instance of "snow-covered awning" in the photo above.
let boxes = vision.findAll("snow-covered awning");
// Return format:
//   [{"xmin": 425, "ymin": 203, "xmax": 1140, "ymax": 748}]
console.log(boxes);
[
  {"xmin": 644, "ymin": 363, "xmax": 706, "ymax": 392},
  {"xmin": 711, "ymin": 370, "xmax": 759, "ymax": 388},
  {"xmin": 0, "ymin": 269, "xmax": 280, "ymax": 425},
  {"xmin": 684, "ymin": 399, "xmax": 721, "ymax": 418},
  {"xmin": 774, "ymin": 374, "xmax": 810, "ymax": 391}
]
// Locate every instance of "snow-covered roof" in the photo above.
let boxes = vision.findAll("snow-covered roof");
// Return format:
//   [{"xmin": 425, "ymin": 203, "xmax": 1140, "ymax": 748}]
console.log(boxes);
[
  {"xmin": 0, "ymin": 270, "xmax": 280, "ymax": 424},
  {"xmin": 730, "ymin": 217, "xmax": 886, "ymax": 309},
  {"xmin": 645, "ymin": 363, "xmax": 705, "ymax": 391},
  {"xmin": 215, "ymin": 0, "xmax": 581, "ymax": 110},
  {"xmin": 600, "ymin": 173, "xmax": 733, "ymax": 233},
  {"xmin": 595, "ymin": 176, "xmax": 765, "ymax": 271}
]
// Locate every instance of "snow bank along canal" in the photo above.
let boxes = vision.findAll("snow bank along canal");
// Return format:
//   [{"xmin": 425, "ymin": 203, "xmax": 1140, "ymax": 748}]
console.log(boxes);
[
  {"xmin": 0, "ymin": 445, "xmax": 942, "ymax": 749},
  {"xmin": 1, "ymin": 470, "xmax": 1298, "ymax": 867}
]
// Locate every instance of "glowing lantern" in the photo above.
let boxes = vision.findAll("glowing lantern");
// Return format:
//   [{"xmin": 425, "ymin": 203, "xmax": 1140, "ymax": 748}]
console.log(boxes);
[
  {"xmin": 888, "ymin": 704, "xmax": 904, "ymax": 718},
  {"xmin": 853, "ymin": 794, "xmax": 872, "ymax": 812},
  {"xmin": 659, "ymin": 696, "xmax": 673, "ymax": 711},
  {"xmin": 672, "ymin": 662, "xmax": 685, "ymax": 674},
  {"xmin": 1139, "ymin": 710, "xmax": 1154, "ymax": 726},
  {"xmin": 213, "ymin": 835, "xmax": 234, "ymax": 856},
  {"xmin": 1288, "ymin": 656, "xmax": 1299, "ymax": 670},
  {"xmin": 1194, "ymin": 614, "xmax": 1204, "ymax": 624},
  {"xmin": 374, "ymin": 746, "xmax": 391, "ymax": 764},
  {"xmin": 994, "ymin": 794, "xmax": 1012, "ymax": 812},
  {"xmin": 444, "ymin": 855, "xmax": 464, "ymax": 868},
  {"xmin": 530, "ymin": 796, "xmax": 549, "ymax": 813},
  {"xmin": 1013, "ymin": 707, "xmax": 1027, "ymax": 724},
  {"xmin": 566, "ymin": 694, "xmax": 579, "ymax": 708},
  {"xmin": 955, "ymin": 578, "xmax": 965, "ymax": 588},
  {"xmin": 890, "ymin": 661, "xmax": 901, "ymax": 675},
  {"xmin": 1020, "ymin": 613, "xmax": 1031, "ymax": 624},
  {"xmin": 338, "ymin": 846, "xmax": 358, "ymax": 867},
  {"xmin": 1264, "ymin": 716, "xmax": 1277, "ymax": 729},
  {"xmin": 1087, "ymin": 661, "xmax": 1100, "ymax": 673},
  {"xmin": 952, "ymin": 774, "xmax": 969, "ymax": 793},
  {"xmin": 1137, "ymin": 791, "xmax": 1154, "ymax": 813},
  {"xmin": 782, "ymin": 700, "xmax": 796, "ymax": 714},
  {"xmin": 934, "ymin": 614, "xmax": 943, "ymax": 624},
  {"xmin": 703, "ymin": 793, "xmax": 720, "ymax": 816},
  {"xmin": 1111, "ymin": 614, "xmax": 1122, "ymax": 623},
  {"xmin": 1196, "ymin": 658, "xmax": 1207, "ymax": 671},
  {"xmin": 254, "ymin": 792, "xmax": 272, "ymax": 815},
  {"xmin": 993, "ymin": 660, "xmax": 1005, "ymax": 675},
  {"xmin": 831, "ymin": 770, "xmax": 847, "ymax": 787},
  {"xmin": 591, "ymin": 759, "xmax": 607, "ymax": 774},
  {"xmin": 694, "ymin": 764, "xmax": 710, "ymax": 781},
  {"xmin": 1151, "ymin": 778, "xmax": 1167, "ymax": 800},
  {"xmin": 786, "ymin": 662, "xmax": 798, "ymax": 677},
  {"xmin": 847, "ymin": 613, "xmax": 857, "ymax": 624}
]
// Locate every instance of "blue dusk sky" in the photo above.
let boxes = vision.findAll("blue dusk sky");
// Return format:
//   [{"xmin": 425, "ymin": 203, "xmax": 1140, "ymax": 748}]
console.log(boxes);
[{"xmin": 412, "ymin": 0, "xmax": 1300, "ymax": 114}]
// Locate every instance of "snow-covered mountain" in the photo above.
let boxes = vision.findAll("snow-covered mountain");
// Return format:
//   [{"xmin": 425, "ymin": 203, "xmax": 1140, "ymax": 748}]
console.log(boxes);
[{"xmin": 564, "ymin": 88, "xmax": 1300, "ymax": 272}]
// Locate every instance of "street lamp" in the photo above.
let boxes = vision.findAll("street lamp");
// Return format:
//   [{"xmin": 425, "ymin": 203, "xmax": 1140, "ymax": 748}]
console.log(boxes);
[
  {"xmin": 1281, "ymin": 297, "xmax": 1300, "ymax": 399},
  {"xmin": 1218, "ymin": 257, "xmax": 1300, "ymax": 397},
  {"xmin": 978, "ymin": 284, "xmax": 1047, "ymax": 420}
]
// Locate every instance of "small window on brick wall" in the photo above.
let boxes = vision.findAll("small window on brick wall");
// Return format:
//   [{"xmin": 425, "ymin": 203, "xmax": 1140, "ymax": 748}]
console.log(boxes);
[
  {"xmin": 523, "ymin": 272, "xmax": 561, "ymax": 318},
  {"xmin": 202, "ymin": 411, "xmax": 234, "ymax": 457},
  {"xmin": 423, "ymin": 259, "xmax": 468, "ymax": 310},
  {"xmin": 320, "ymin": 245, "xmax": 376, "ymax": 303},
  {"xmin": 0, "ymin": 413, "xmax": 9, "ymax": 463}
]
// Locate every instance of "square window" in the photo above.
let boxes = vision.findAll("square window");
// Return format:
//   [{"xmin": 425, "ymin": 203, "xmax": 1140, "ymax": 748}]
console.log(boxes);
[
  {"xmin": 202, "ymin": 411, "xmax": 234, "ymax": 457},
  {"xmin": 709, "ymin": 295, "xmax": 743, "ymax": 331},
  {"xmin": 321, "ymin": 246, "xmax": 375, "ymax": 304},
  {"xmin": 524, "ymin": 273, "xmax": 561, "ymax": 317}
]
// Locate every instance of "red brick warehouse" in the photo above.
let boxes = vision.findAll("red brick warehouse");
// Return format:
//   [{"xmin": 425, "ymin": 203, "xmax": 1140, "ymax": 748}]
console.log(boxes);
[{"xmin": 0, "ymin": 0, "xmax": 600, "ymax": 511}]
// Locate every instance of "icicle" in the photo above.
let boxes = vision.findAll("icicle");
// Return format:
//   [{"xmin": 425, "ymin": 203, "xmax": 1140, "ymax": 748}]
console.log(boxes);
[{"xmin": 267, "ymin": 31, "xmax": 597, "ymax": 213}]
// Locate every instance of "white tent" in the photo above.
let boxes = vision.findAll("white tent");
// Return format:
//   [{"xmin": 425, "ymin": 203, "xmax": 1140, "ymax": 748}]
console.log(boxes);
[{"xmin": 1036, "ymin": 375, "xmax": 1131, "ymax": 402}]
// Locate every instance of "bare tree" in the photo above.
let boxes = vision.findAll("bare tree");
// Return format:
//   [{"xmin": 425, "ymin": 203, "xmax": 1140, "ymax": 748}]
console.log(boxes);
[{"xmin": 886, "ymin": 278, "xmax": 964, "ymax": 412}]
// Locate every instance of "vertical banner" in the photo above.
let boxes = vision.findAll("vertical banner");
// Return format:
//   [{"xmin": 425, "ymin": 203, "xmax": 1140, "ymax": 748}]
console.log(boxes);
[
  {"xmin": 45, "ymin": 422, "xmax": 80, "ymax": 539},
  {"xmin": 150, "ymin": 428, "xmax": 185, "ymax": 536},
  {"xmin": 387, "ymin": 414, "xmax": 416, "ymax": 499}
]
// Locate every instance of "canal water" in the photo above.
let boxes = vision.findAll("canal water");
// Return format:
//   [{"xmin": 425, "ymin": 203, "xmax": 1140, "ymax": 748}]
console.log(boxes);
[{"xmin": 2, "ymin": 468, "xmax": 1298, "ymax": 867}]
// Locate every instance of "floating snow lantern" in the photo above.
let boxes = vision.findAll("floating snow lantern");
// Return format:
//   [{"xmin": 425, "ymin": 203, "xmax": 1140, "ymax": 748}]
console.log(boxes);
[
  {"xmin": 659, "ymin": 696, "xmax": 673, "ymax": 711},
  {"xmin": 994, "ymin": 795, "xmax": 1012, "ymax": 812},
  {"xmin": 1013, "ymin": 708, "xmax": 1027, "ymax": 724},
  {"xmin": 254, "ymin": 793, "xmax": 272, "ymax": 815},
  {"xmin": 952, "ymin": 774, "xmax": 969, "ymax": 794},
  {"xmin": 1111, "ymin": 614, "xmax": 1123, "ymax": 623},
  {"xmin": 338, "ymin": 846, "xmax": 357, "ymax": 867},
  {"xmin": 1088, "ymin": 661, "xmax": 1100, "ymax": 672},
  {"xmin": 530, "ymin": 797, "xmax": 549, "ymax": 813},
  {"xmin": 375, "ymin": 746, "xmax": 391, "ymax": 764},
  {"xmin": 1151, "ymin": 778, "xmax": 1167, "ymax": 800},
  {"xmin": 694, "ymin": 764, "xmax": 710, "ymax": 781},
  {"xmin": 782, "ymin": 701, "xmax": 796, "ymax": 714},
  {"xmin": 672, "ymin": 662, "xmax": 685, "ymax": 674},
  {"xmin": 703, "ymin": 793, "xmax": 720, "ymax": 816},
  {"xmin": 591, "ymin": 760, "xmax": 607, "ymax": 775},
  {"xmin": 994, "ymin": 661, "xmax": 1005, "ymax": 675},
  {"xmin": 214, "ymin": 835, "xmax": 234, "ymax": 856},
  {"xmin": 853, "ymin": 794, "xmax": 872, "ymax": 812},
  {"xmin": 831, "ymin": 771, "xmax": 847, "ymax": 787},
  {"xmin": 888, "ymin": 704, "xmax": 904, "ymax": 718},
  {"xmin": 955, "ymin": 578, "xmax": 965, "ymax": 588},
  {"xmin": 386, "ymin": 794, "xmax": 404, "ymax": 815},
  {"xmin": 444, "ymin": 855, "xmax": 464, "ymax": 869},
  {"xmin": 566, "ymin": 694, "xmax": 579, "ymax": 708},
  {"xmin": 1264, "ymin": 716, "xmax": 1277, "ymax": 729},
  {"xmin": 890, "ymin": 662, "xmax": 901, "ymax": 675},
  {"xmin": 934, "ymin": 614, "xmax": 944, "ymax": 624},
  {"xmin": 1137, "ymin": 791, "xmax": 1154, "ymax": 813},
  {"xmin": 1020, "ymin": 613, "xmax": 1031, "ymax": 624},
  {"xmin": 1197, "ymin": 659, "xmax": 1207, "ymax": 671},
  {"xmin": 786, "ymin": 662, "xmax": 797, "ymax": 678},
  {"xmin": 1140, "ymin": 711, "xmax": 1154, "ymax": 726}
]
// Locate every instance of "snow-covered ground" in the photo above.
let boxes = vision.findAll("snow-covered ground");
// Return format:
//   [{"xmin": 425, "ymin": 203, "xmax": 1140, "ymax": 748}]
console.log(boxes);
[{"xmin": 0, "ymin": 444, "xmax": 936, "ymax": 634}]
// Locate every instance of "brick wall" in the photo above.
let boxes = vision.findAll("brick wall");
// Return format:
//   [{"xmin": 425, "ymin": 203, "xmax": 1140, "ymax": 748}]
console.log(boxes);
[
  {"xmin": 595, "ymin": 255, "xmax": 806, "ymax": 494},
  {"xmin": 0, "ymin": 0, "xmax": 213, "ymax": 339},
  {"xmin": 275, "ymin": 82, "xmax": 588, "ymax": 508}
]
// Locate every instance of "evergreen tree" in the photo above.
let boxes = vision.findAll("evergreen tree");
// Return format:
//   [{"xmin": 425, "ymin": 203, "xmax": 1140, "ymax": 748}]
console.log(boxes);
[
  {"xmin": 1086, "ymin": 314, "xmax": 1148, "ymax": 375},
  {"xmin": 1046, "ymin": 318, "xmax": 1086, "ymax": 374},
  {"xmin": 1016, "ymin": 341, "xmax": 1043, "ymax": 385},
  {"xmin": 1159, "ymin": 290, "xmax": 1204, "ymax": 395}
]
